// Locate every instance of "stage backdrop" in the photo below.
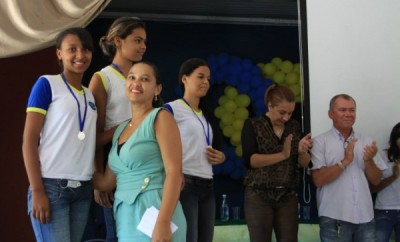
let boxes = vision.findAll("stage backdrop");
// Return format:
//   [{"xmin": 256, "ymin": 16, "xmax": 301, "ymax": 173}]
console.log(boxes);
[{"xmin": 303, "ymin": 0, "xmax": 400, "ymax": 151}]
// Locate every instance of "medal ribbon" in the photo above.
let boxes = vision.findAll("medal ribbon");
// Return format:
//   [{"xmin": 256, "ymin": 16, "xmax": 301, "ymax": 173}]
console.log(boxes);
[
  {"xmin": 61, "ymin": 73, "xmax": 88, "ymax": 135},
  {"xmin": 181, "ymin": 98, "xmax": 210, "ymax": 146}
]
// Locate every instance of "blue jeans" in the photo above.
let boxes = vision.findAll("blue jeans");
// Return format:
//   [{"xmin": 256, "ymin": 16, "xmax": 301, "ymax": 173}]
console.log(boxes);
[
  {"xmin": 27, "ymin": 178, "xmax": 92, "ymax": 242},
  {"xmin": 180, "ymin": 174, "xmax": 215, "ymax": 242},
  {"xmin": 103, "ymin": 207, "xmax": 117, "ymax": 242},
  {"xmin": 375, "ymin": 209, "xmax": 400, "ymax": 242},
  {"xmin": 319, "ymin": 216, "xmax": 376, "ymax": 242}
]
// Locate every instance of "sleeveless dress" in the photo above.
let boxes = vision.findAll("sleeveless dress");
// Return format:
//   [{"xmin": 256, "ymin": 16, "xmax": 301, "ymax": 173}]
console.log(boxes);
[{"xmin": 108, "ymin": 108, "xmax": 187, "ymax": 242}]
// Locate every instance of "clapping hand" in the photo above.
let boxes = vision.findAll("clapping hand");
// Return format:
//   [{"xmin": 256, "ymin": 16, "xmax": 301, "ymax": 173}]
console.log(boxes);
[{"xmin": 363, "ymin": 141, "xmax": 377, "ymax": 162}]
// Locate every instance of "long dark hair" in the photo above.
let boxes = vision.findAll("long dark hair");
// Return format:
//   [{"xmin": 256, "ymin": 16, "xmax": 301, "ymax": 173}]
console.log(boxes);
[{"xmin": 388, "ymin": 122, "xmax": 400, "ymax": 162}]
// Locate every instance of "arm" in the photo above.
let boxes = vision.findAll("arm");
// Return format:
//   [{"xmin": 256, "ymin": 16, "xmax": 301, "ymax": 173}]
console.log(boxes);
[
  {"xmin": 312, "ymin": 138, "xmax": 357, "ymax": 187},
  {"xmin": 22, "ymin": 112, "xmax": 50, "ymax": 224},
  {"xmin": 93, "ymin": 165, "xmax": 116, "ymax": 192},
  {"xmin": 89, "ymin": 73, "xmax": 117, "ymax": 207},
  {"xmin": 363, "ymin": 141, "xmax": 382, "ymax": 186},
  {"xmin": 370, "ymin": 164, "xmax": 399, "ymax": 192},
  {"xmin": 241, "ymin": 119, "xmax": 291, "ymax": 168},
  {"xmin": 88, "ymin": 73, "xmax": 117, "ymax": 154},
  {"xmin": 152, "ymin": 110, "xmax": 183, "ymax": 241},
  {"xmin": 297, "ymin": 133, "xmax": 312, "ymax": 168}
]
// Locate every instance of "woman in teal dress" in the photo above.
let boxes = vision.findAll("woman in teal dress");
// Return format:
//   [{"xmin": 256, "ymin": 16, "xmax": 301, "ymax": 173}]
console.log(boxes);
[{"xmin": 94, "ymin": 61, "xmax": 186, "ymax": 242}]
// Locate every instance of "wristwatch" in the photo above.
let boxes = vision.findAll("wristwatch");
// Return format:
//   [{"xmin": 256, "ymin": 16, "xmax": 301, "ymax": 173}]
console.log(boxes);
[{"xmin": 337, "ymin": 160, "xmax": 346, "ymax": 170}]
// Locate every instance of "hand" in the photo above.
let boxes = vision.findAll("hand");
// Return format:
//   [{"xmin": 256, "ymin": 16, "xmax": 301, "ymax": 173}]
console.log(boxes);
[
  {"xmin": 206, "ymin": 146, "xmax": 225, "ymax": 165},
  {"xmin": 282, "ymin": 134, "xmax": 293, "ymax": 159},
  {"xmin": 31, "ymin": 189, "xmax": 51, "ymax": 224},
  {"xmin": 94, "ymin": 189, "xmax": 114, "ymax": 208},
  {"xmin": 152, "ymin": 221, "xmax": 172, "ymax": 242},
  {"xmin": 363, "ymin": 141, "xmax": 378, "ymax": 162},
  {"xmin": 343, "ymin": 138, "xmax": 358, "ymax": 166},
  {"xmin": 298, "ymin": 133, "xmax": 313, "ymax": 154}
]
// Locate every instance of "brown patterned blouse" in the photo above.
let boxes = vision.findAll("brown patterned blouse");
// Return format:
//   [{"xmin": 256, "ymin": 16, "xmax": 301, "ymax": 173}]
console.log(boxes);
[{"xmin": 242, "ymin": 115, "xmax": 301, "ymax": 202}]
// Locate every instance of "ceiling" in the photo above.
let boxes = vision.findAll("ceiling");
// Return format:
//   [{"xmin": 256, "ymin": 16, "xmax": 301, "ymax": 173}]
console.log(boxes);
[{"xmin": 100, "ymin": 0, "xmax": 299, "ymax": 25}]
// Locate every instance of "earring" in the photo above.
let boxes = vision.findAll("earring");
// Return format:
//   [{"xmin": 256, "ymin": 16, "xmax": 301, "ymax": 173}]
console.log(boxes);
[{"xmin": 154, "ymin": 95, "xmax": 158, "ymax": 102}]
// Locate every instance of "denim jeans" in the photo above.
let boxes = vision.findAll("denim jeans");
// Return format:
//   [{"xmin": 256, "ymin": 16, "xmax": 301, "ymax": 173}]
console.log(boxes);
[
  {"xmin": 244, "ymin": 187, "xmax": 298, "ymax": 242},
  {"xmin": 27, "ymin": 178, "xmax": 92, "ymax": 242},
  {"xmin": 180, "ymin": 174, "xmax": 215, "ymax": 242},
  {"xmin": 319, "ymin": 216, "xmax": 376, "ymax": 242},
  {"xmin": 375, "ymin": 209, "xmax": 400, "ymax": 242},
  {"xmin": 103, "ymin": 207, "xmax": 117, "ymax": 242}
]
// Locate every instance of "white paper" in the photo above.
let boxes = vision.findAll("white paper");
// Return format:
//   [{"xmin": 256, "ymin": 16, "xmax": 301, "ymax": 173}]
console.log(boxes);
[{"xmin": 137, "ymin": 206, "xmax": 178, "ymax": 238}]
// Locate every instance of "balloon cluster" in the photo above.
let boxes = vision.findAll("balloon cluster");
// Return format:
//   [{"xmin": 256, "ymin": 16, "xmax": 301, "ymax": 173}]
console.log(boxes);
[
  {"xmin": 257, "ymin": 57, "xmax": 302, "ymax": 102},
  {"xmin": 205, "ymin": 53, "xmax": 276, "ymax": 180},
  {"xmin": 214, "ymin": 86, "xmax": 250, "ymax": 157},
  {"xmin": 207, "ymin": 53, "xmax": 273, "ymax": 116}
]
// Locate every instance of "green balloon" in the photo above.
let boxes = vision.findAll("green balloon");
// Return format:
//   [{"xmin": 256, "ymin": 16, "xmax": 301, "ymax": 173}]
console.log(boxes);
[
  {"xmin": 214, "ymin": 106, "xmax": 226, "ymax": 119},
  {"xmin": 290, "ymin": 85, "xmax": 301, "ymax": 96},
  {"xmin": 234, "ymin": 108, "xmax": 249, "ymax": 120},
  {"xmin": 224, "ymin": 100, "xmax": 237, "ymax": 113},
  {"xmin": 223, "ymin": 125, "xmax": 235, "ymax": 137},
  {"xmin": 221, "ymin": 113, "xmax": 235, "ymax": 125},
  {"xmin": 263, "ymin": 63, "xmax": 276, "ymax": 77},
  {"xmin": 293, "ymin": 63, "xmax": 301, "ymax": 74},
  {"xmin": 235, "ymin": 94, "xmax": 251, "ymax": 108},
  {"xmin": 273, "ymin": 71, "xmax": 285, "ymax": 84},
  {"xmin": 225, "ymin": 87, "xmax": 238, "ymax": 99},
  {"xmin": 271, "ymin": 57, "xmax": 282, "ymax": 66},
  {"xmin": 230, "ymin": 131, "xmax": 242, "ymax": 146},
  {"xmin": 280, "ymin": 60, "xmax": 293, "ymax": 74},
  {"xmin": 235, "ymin": 145, "xmax": 243, "ymax": 157},
  {"xmin": 232, "ymin": 119, "xmax": 244, "ymax": 131},
  {"xmin": 218, "ymin": 96, "xmax": 229, "ymax": 106},
  {"xmin": 285, "ymin": 72, "xmax": 299, "ymax": 85}
]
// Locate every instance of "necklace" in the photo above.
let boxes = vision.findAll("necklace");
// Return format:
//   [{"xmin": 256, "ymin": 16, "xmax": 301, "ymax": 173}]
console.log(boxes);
[{"xmin": 274, "ymin": 127, "xmax": 284, "ymax": 137}]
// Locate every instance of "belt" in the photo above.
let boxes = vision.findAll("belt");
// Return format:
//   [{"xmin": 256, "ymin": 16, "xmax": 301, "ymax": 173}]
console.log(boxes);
[
  {"xmin": 184, "ymin": 174, "xmax": 214, "ymax": 187},
  {"xmin": 42, "ymin": 178, "xmax": 91, "ymax": 188}
]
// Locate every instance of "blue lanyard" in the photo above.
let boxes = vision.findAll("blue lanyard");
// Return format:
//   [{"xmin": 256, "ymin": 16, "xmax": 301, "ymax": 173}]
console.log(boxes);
[
  {"xmin": 111, "ymin": 63, "xmax": 124, "ymax": 75},
  {"xmin": 181, "ymin": 98, "xmax": 211, "ymax": 146},
  {"xmin": 61, "ymin": 73, "xmax": 88, "ymax": 134}
]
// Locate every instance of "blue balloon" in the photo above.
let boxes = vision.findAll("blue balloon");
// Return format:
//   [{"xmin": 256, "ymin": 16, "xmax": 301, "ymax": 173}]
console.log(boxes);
[
  {"xmin": 237, "ymin": 83, "xmax": 251, "ymax": 94},
  {"xmin": 217, "ymin": 53, "xmax": 229, "ymax": 66},
  {"xmin": 250, "ymin": 76, "xmax": 262, "ymax": 88},
  {"xmin": 263, "ymin": 78, "xmax": 273, "ymax": 88},
  {"xmin": 214, "ymin": 69, "xmax": 225, "ymax": 84},
  {"xmin": 230, "ymin": 168, "xmax": 243, "ymax": 180},
  {"xmin": 223, "ymin": 160, "xmax": 235, "ymax": 175},
  {"xmin": 230, "ymin": 63, "xmax": 242, "ymax": 75},
  {"xmin": 213, "ymin": 163, "xmax": 223, "ymax": 175},
  {"xmin": 256, "ymin": 86, "xmax": 265, "ymax": 98},
  {"xmin": 239, "ymin": 72, "xmax": 252, "ymax": 83},
  {"xmin": 227, "ymin": 75, "xmax": 239, "ymax": 86},
  {"xmin": 251, "ymin": 66, "xmax": 262, "ymax": 76},
  {"xmin": 242, "ymin": 59, "xmax": 253, "ymax": 70},
  {"xmin": 229, "ymin": 56, "xmax": 241, "ymax": 64}
]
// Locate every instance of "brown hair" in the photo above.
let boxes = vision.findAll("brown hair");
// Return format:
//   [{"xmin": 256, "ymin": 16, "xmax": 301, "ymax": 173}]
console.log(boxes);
[
  {"xmin": 99, "ymin": 17, "xmax": 145, "ymax": 59},
  {"xmin": 264, "ymin": 84, "xmax": 295, "ymax": 107}
]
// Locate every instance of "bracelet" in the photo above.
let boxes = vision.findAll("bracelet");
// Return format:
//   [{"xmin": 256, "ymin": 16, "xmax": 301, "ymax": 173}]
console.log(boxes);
[{"xmin": 337, "ymin": 160, "xmax": 346, "ymax": 170}]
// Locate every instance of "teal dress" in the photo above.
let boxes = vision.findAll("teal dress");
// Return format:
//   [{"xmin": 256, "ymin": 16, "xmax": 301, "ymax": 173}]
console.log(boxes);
[{"xmin": 108, "ymin": 108, "xmax": 187, "ymax": 242}]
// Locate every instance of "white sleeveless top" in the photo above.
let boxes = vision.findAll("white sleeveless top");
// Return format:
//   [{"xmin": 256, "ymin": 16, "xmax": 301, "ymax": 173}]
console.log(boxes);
[{"xmin": 96, "ymin": 65, "xmax": 131, "ymax": 131}]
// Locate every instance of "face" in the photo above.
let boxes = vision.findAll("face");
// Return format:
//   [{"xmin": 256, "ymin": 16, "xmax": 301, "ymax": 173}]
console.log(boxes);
[
  {"xmin": 397, "ymin": 137, "xmax": 400, "ymax": 149},
  {"xmin": 126, "ymin": 63, "xmax": 161, "ymax": 104},
  {"xmin": 56, "ymin": 34, "xmax": 92, "ymax": 74},
  {"xmin": 328, "ymin": 97, "xmax": 356, "ymax": 132},
  {"xmin": 117, "ymin": 28, "xmax": 146, "ymax": 62},
  {"xmin": 182, "ymin": 65, "xmax": 210, "ymax": 98},
  {"xmin": 267, "ymin": 101, "xmax": 295, "ymax": 126}
]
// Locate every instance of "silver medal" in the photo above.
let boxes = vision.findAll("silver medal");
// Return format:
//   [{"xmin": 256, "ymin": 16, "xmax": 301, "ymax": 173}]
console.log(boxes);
[{"xmin": 78, "ymin": 131, "xmax": 85, "ymax": 140}]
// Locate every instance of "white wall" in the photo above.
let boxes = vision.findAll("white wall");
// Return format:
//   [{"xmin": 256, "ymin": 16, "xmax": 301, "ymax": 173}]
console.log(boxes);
[{"xmin": 306, "ymin": 0, "xmax": 400, "ymax": 150}]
